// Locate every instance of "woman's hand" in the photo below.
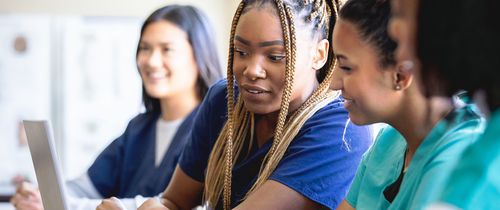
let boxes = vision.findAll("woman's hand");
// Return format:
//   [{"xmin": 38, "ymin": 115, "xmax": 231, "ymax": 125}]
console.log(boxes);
[
  {"xmin": 10, "ymin": 182, "xmax": 43, "ymax": 210},
  {"xmin": 96, "ymin": 197, "xmax": 127, "ymax": 210},
  {"xmin": 137, "ymin": 198, "xmax": 169, "ymax": 210}
]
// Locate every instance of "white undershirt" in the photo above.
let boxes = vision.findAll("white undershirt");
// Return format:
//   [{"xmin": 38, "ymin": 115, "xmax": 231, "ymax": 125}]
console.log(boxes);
[{"xmin": 155, "ymin": 117, "xmax": 183, "ymax": 167}]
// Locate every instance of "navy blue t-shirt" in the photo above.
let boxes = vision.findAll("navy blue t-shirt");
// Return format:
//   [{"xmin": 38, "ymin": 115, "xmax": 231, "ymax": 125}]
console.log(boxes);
[{"xmin": 179, "ymin": 79, "xmax": 373, "ymax": 209}]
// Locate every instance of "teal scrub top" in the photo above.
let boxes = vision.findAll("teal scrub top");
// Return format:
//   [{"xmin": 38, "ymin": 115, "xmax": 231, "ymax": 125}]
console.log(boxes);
[
  {"xmin": 438, "ymin": 109, "xmax": 500, "ymax": 210},
  {"xmin": 346, "ymin": 103, "xmax": 485, "ymax": 210}
]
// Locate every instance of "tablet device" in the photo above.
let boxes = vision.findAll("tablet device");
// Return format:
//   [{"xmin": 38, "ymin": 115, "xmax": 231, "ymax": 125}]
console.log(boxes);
[{"xmin": 24, "ymin": 120, "xmax": 69, "ymax": 210}]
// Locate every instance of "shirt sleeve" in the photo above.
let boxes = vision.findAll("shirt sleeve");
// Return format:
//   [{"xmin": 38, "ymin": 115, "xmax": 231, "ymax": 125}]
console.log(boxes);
[
  {"xmin": 65, "ymin": 194, "xmax": 152, "ymax": 210},
  {"xmin": 65, "ymin": 173, "xmax": 158, "ymax": 210},
  {"xmin": 178, "ymin": 79, "xmax": 227, "ymax": 182},
  {"xmin": 269, "ymin": 99, "xmax": 373, "ymax": 210},
  {"xmin": 66, "ymin": 173, "xmax": 102, "ymax": 199}
]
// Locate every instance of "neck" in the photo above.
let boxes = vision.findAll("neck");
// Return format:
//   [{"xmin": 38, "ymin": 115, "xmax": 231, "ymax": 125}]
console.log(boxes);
[
  {"xmin": 289, "ymin": 79, "xmax": 319, "ymax": 113},
  {"xmin": 254, "ymin": 78, "xmax": 319, "ymax": 147},
  {"xmin": 159, "ymin": 89, "xmax": 200, "ymax": 121},
  {"xmin": 254, "ymin": 112, "xmax": 278, "ymax": 147},
  {"xmin": 389, "ymin": 92, "xmax": 453, "ymax": 164}
]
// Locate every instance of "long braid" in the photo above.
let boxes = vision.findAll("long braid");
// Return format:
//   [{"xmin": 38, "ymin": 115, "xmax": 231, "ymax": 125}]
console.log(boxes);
[
  {"xmin": 204, "ymin": 1, "xmax": 341, "ymax": 209},
  {"xmin": 203, "ymin": 2, "xmax": 245, "ymax": 209},
  {"xmin": 246, "ymin": 0, "xmax": 342, "ymax": 197},
  {"xmin": 247, "ymin": 0, "xmax": 296, "ymax": 194},
  {"xmin": 222, "ymin": 2, "xmax": 245, "ymax": 208},
  {"xmin": 262, "ymin": 0, "xmax": 295, "ymax": 173}
]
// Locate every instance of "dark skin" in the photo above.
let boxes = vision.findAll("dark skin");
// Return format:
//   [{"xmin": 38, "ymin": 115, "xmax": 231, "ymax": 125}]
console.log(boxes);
[
  {"xmin": 333, "ymin": 13, "xmax": 452, "ymax": 210},
  {"xmin": 97, "ymin": 5, "xmax": 330, "ymax": 210}
]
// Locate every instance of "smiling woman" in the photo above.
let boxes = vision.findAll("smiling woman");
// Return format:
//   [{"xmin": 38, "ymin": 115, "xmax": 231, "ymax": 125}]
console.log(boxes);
[
  {"xmin": 10, "ymin": 5, "xmax": 224, "ymax": 210},
  {"xmin": 331, "ymin": 0, "xmax": 485, "ymax": 210},
  {"xmin": 137, "ymin": 20, "xmax": 200, "ymax": 108},
  {"xmin": 128, "ymin": 1, "xmax": 373, "ymax": 210}
]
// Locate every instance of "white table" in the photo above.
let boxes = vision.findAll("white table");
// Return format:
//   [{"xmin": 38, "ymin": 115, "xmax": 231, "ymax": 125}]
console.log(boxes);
[{"xmin": 0, "ymin": 203, "xmax": 14, "ymax": 210}]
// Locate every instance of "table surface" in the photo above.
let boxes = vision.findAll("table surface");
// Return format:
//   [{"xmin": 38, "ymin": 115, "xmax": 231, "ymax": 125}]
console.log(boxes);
[{"xmin": 0, "ymin": 203, "xmax": 14, "ymax": 210}]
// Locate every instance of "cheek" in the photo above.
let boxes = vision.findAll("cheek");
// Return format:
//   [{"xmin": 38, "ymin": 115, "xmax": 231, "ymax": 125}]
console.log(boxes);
[
  {"xmin": 176, "ymin": 66, "xmax": 199, "ymax": 88},
  {"xmin": 232, "ymin": 58, "xmax": 245, "ymax": 77},
  {"xmin": 136, "ymin": 56, "xmax": 147, "ymax": 71},
  {"xmin": 343, "ymin": 75, "xmax": 362, "ymax": 94}
]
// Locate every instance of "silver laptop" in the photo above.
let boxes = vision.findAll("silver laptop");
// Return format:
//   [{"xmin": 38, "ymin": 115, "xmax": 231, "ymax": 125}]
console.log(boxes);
[{"xmin": 24, "ymin": 120, "xmax": 69, "ymax": 210}]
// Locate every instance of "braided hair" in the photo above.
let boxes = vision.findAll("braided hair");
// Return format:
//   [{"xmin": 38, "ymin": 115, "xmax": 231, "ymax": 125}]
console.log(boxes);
[{"xmin": 204, "ymin": 1, "xmax": 342, "ymax": 209}]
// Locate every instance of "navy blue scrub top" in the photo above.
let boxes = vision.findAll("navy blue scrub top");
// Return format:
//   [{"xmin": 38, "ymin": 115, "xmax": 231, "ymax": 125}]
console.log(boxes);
[
  {"xmin": 87, "ymin": 107, "xmax": 199, "ymax": 198},
  {"xmin": 179, "ymin": 79, "xmax": 373, "ymax": 209}
]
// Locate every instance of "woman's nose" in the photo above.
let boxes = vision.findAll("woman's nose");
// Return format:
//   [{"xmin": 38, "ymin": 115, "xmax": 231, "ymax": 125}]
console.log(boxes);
[
  {"xmin": 147, "ymin": 50, "xmax": 163, "ymax": 68},
  {"xmin": 243, "ymin": 58, "xmax": 266, "ymax": 80}
]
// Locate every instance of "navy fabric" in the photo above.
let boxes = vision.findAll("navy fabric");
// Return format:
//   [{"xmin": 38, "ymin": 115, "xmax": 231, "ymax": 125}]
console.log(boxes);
[
  {"xmin": 179, "ymin": 79, "xmax": 373, "ymax": 209},
  {"xmin": 87, "ymin": 107, "xmax": 199, "ymax": 198}
]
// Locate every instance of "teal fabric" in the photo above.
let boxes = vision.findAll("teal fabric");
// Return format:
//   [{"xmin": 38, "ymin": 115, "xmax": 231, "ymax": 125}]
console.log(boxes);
[
  {"xmin": 346, "ymin": 103, "xmax": 485, "ymax": 210},
  {"xmin": 439, "ymin": 109, "xmax": 500, "ymax": 210}
]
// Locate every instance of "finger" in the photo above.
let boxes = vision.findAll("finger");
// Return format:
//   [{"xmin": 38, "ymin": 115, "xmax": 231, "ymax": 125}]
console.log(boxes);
[
  {"xmin": 17, "ymin": 182, "xmax": 38, "ymax": 197},
  {"xmin": 10, "ymin": 193, "xmax": 24, "ymax": 206},
  {"xmin": 97, "ymin": 198, "xmax": 120, "ymax": 210},
  {"xmin": 14, "ymin": 199, "xmax": 43, "ymax": 210},
  {"xmin": 138, "ymin": 198, "xmax": 168, "ymax": 210},
  {"xmin": 110, "ymin": 197, "xmax": 127, "ymax": 209}
]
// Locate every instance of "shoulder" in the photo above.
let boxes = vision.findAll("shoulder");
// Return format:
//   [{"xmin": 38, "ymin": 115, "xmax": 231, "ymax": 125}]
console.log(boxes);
[
  {"xmin": 441, "ymin": 103, "xmax": 485, "ymax": 145},
  {"xmin": 364, "ymin": 126, "xmax": 406, "ymax": 162},
  {"xmin": 195, "ymin": 79, "xmax": 229, "ymax": 125},
  {"xmin": 447, "ymin": 103, "xmax": 485, "ymax": 134},
  {"xmin": 124, "ymin": 112, "xmax": 160, "ymax": 134},
  {"xmin": 128, "ymin": 112, "xmax": 160, "ymax": 126},
  {"xmin": 429, "ymin": 103, "xmax": 485, "ymax": 160},
  {"xmin": 205, "ymin": 79, "xmax": 229, "ymax": 102},
  {"xmin": 295, "ymin": 96, "xmax": 373, "ymax": 153},
  {"xmin": 373, "ymin": 126, "xmax": 406, "ymax": 150}
]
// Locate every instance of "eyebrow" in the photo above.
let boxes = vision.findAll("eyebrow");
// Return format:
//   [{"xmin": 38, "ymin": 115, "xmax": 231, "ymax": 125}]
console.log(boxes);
[{"xmin": 235, "ymin": 35, "xmax": 284, "ymax": 47}]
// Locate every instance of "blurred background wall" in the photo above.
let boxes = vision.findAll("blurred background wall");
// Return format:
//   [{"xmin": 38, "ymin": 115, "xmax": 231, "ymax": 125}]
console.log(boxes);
[{"xmin": 0, "ymin": 0, "xmax": 238, "ymax": 197}]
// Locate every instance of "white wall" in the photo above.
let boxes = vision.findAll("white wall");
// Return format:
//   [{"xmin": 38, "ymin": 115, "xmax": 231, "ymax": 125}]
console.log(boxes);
[
  {"xmin": 0, "ymin": 0, "xmax": 240, "ymax": 65},
  {"xmin": 0, "ymin": 0, "xmax": 239, "ymax": 181}
]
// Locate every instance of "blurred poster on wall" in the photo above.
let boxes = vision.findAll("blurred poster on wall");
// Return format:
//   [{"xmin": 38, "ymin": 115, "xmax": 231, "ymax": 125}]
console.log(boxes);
[
  {"xmin": 59, "ymin": 16, "xmax": 142, "ymax": 179},
  {"xmin": 0, "ymin": 14, "xmax": 143, "ymax": 184},
  {"xmin": 0, "ymin": 14, "xmax": 51, "ymax": 191}
]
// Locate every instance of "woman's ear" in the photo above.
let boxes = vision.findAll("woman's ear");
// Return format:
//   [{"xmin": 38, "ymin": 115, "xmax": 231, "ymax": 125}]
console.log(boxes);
[
  {"xmin": 312, "ymin": 39, "xmax": 329, "ymax": 70},
  {"xmin": 393, "ymin": 60, "xmax": 415, "ymax": 91}
]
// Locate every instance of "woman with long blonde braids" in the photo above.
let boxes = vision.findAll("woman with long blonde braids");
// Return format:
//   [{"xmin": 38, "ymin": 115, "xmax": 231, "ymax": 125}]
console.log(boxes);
[{"xmin": 111, "ymin": 1, "xmax": 373, "ymax": 210}]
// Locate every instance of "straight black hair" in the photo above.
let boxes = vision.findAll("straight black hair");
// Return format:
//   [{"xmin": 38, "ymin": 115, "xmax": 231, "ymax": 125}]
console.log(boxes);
[{"xmin": 138, "ymin": 5, "xmax": 224, "ymax": 113}]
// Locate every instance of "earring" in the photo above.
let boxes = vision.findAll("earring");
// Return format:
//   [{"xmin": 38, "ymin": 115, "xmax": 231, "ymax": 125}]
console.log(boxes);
[{"xmin": 395, "ymin": 84, "xmax": 401, "ymax": 90}]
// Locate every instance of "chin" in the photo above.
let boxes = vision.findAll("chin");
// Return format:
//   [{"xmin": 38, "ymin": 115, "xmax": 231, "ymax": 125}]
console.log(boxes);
[
  {"xmin": 243, "ymin": 103, "xmax": 278, "ymax": 115},
  {"xmin": 145, "ymin": 89, "xmax": 170, "ymax": 99},
  {"xmin": 348, "ymin": 113, "xmax": 372, "ymax": 126}
]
